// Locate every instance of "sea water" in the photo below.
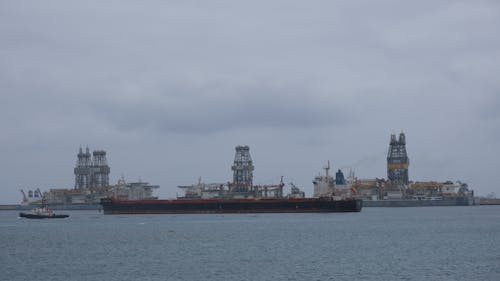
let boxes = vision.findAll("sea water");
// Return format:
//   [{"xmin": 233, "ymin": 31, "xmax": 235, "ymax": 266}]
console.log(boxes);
[{"xmin": 1, "ymin": 206, "xmax": 499, "ymax": 281}]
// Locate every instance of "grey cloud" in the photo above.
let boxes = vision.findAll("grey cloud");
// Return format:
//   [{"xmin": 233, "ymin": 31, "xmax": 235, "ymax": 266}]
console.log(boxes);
[{"xmin": 90, "ymin": 84, "xmax": 354, "ymax": 135}]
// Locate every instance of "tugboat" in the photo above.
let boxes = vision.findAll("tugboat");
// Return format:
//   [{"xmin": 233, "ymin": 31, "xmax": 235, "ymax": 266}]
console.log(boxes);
[{"xmin": 19, "ymin": 206, "xmax": 69, "ymax": 219}]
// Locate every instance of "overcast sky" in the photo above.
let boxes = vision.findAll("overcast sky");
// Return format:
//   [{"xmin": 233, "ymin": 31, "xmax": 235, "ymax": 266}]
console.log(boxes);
[{"xmin": 1, "ymin": 1, "xmax": 499, "ymax": 204}]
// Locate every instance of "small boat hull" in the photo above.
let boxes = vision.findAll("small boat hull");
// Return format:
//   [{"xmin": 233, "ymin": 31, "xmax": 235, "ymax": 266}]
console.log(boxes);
[{"xmin": 19, "ymin": 212, "xmax": 69, "ymax": 219}]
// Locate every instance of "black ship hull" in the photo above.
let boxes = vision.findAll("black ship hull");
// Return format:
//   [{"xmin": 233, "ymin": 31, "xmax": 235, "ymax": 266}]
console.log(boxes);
[
  {"xmin": 19, "ymin": 212, "xmax": 69, "ymax": 219},
  {"xmin": 100, "ymin": 197, "xmax": 363, "ymax": 214}
]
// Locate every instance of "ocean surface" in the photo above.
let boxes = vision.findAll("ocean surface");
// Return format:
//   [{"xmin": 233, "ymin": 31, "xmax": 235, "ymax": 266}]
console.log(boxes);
[{"xmin": 1, "ymin": 206, "xmax": 499, "ymax": 281}]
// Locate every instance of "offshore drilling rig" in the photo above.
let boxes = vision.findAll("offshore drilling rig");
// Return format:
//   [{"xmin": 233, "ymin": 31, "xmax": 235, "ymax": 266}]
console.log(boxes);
[
  {"xmin": 21, "ymin": 147, "xmax": 159, "ymax": 206},
  {"xmin": 342, "ymin": 131, "xmax": 474, "ymax": 205},
  {"xmin": 178, "ymin": 145, "xmax": 289, "ymax": 199}
]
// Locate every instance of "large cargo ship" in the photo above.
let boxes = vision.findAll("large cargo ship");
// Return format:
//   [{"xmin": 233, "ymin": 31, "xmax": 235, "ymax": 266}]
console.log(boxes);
[{"xmin": 100, "ymin": 146, "xmax": 362, "ymax": 214}]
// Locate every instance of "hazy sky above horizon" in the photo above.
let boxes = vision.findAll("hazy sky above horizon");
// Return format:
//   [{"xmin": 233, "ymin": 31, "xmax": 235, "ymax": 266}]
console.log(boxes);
[{"xmin": 1, "ymin": 1, "xmax": 499, "ymax": 203}]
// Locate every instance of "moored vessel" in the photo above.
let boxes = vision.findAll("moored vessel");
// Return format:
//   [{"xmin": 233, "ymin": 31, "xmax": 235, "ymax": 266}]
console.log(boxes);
[
  {"xmin": 101, "ymin": 146, "xmax": 362, "ymax": 214},
  {"xmin": 100, "ymin": 197, "xmax": 362, "ymax": 214}
]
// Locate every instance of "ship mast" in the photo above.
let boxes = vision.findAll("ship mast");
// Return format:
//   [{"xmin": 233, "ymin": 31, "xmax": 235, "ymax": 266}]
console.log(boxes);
[{"xmin": 323, "ymin": 160, "xmax": 331, "ymax": 178}]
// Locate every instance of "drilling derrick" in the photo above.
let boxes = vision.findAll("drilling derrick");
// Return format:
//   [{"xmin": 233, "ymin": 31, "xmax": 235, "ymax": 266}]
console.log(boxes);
[
  {"xmin": 74, "ymin": 147, "xmax": 92, "ymax": 189},
  {"xmin": 91, "ymin": 150, "xmax": 110, "ymax": 187},
  {"xmin": 387, "ymin": 132, "xmax": 409, "ymax": 187},
  {"xmin": 74, "ymin": 147, "xmax": 110, "ymax": 189},
  {"xmin": 231, "ymin": 145, "xmax": 254, "ymax": 192}
]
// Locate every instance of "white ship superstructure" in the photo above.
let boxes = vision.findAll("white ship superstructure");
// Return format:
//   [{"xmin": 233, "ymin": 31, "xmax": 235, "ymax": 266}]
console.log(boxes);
[{"xmin": 313, "ymin": 161, "xmax": 356, "ymax": 199}]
